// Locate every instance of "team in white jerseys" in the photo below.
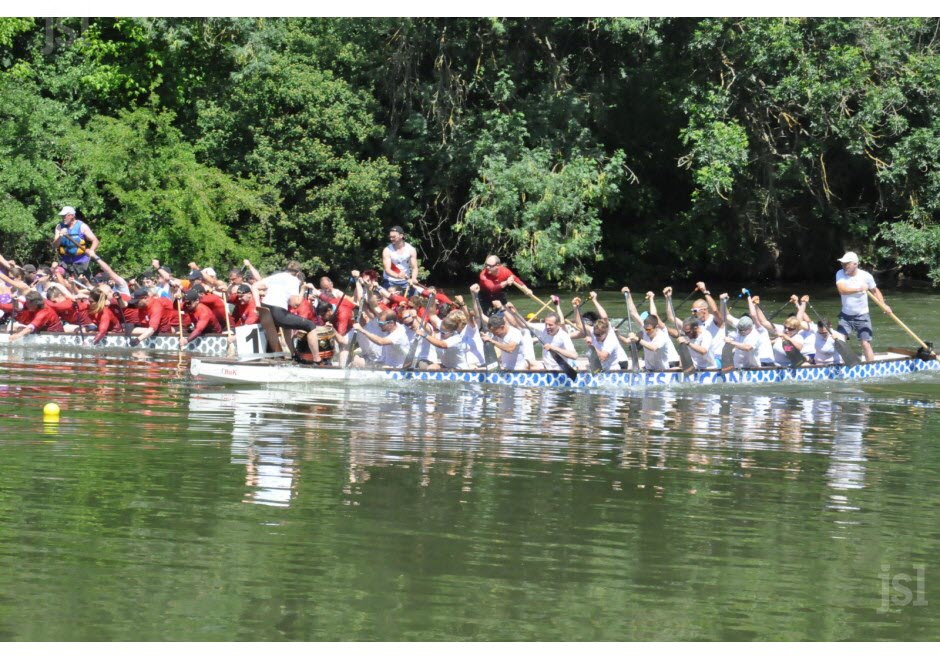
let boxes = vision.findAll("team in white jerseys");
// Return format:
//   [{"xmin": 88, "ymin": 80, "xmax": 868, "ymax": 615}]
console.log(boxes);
[{"xmin": 311, "ymin": 249, "xmax": 892, "ymax": 372}]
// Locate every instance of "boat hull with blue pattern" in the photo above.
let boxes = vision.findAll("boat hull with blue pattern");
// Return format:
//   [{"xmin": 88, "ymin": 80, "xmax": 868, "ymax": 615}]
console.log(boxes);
[{"xmin": 190, "ymin": 353, "xmax": 940, "ymax": 389}]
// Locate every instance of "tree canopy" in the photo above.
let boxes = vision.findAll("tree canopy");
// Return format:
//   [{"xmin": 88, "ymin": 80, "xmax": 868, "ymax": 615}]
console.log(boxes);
[{"xmin": 2, "ymin": 17, "xmax": 940, "ymax": 286}]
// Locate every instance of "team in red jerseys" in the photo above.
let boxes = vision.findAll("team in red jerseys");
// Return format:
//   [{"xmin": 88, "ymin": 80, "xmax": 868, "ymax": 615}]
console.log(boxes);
[{"xmin": 2, "ymin": 222, "xmax": 532, "ymax": 368}]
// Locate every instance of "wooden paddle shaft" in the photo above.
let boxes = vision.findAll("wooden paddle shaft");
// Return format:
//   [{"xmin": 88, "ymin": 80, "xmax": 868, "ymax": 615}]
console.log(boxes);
[
  {"xmin": 177, "ymin": 295, "xmax": 185, "ymax": 347},
  {"xmin": 530, "ymin": 296, "xmax": 555, "ymax": 319},
  {"xmin": 513, "ymin": 282, "xmax": 578, "ymax": 331},
  {"xmin": 866, "ymin": 290, "xmax": 933, "ymax": 352}
]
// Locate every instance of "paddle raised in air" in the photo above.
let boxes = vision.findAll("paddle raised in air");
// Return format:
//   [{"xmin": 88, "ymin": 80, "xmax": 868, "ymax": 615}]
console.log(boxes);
[
  {"xmin": 720, "ymin": 295, "xmax": 735, "ymax": 373},
  {"xmin": 664, "ymin": 288, "xmax": 695, "ymax": 374},
  {"xmin": 620, "ymin": 289, "xmax": 642, "ymax": 373}
]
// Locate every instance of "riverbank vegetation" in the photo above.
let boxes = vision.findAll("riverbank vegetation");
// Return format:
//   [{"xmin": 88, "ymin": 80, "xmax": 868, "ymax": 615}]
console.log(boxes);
[{"xmin": 2, "ymin": 18, "xmax": 940, "ymax": 286}]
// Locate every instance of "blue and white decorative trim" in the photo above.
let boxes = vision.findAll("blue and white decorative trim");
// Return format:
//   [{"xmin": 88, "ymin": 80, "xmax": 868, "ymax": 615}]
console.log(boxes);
[
  {"xmin": 191, "ymin": 355, "xmax": 940, "ymax": 389},
  {"xmin": 3, "ymin": 331, "xmax": 232, "ymax": 357}
]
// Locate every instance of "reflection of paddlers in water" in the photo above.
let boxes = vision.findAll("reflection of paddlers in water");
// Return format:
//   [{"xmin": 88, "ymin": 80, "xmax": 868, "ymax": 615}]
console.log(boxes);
[{"xmin": 52, "ymin": 206, "xmax": 100, "ymax": 275}]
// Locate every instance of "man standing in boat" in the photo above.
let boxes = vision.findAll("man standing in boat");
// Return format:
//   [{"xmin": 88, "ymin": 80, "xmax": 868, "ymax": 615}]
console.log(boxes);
[
  {"xmin": 835, "ymin": 251, "xmax": 890, "ymax": 362},
  {"xmin": 53, "ymin": 206, "xmax": 100, "ymax": 276},
  {"xmin": 260, "ymin": 260, "xmax": 322, "ymax": 363},
  {"xmin": 381, "ymin": 226, "xmax": 419, "ymax": 293},
  {"xmin": 478, "ymin": 255, "xmax": 533, "ymax": 313}
]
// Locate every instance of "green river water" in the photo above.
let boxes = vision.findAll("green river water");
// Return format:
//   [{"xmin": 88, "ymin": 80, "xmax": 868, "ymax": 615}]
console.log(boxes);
[{"xmin": 1, "ymin": 288, "xmax": 940, "ymax": 641}]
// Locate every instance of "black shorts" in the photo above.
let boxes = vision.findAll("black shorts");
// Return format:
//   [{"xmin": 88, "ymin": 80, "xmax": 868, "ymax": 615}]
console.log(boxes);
[
  {"xmin": 62, "ymin": 260, "xmax": 90, "ymax": 275},
  {"xmin": 262, "ymin": 303, "xmax": 317, "ymax": 332}
]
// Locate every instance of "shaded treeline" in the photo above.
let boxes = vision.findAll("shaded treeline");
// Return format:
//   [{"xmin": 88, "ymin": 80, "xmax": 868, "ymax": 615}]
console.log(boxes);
[{"xmin": 2, "ymin": 17, "xmax": 939, "ymax": 286}]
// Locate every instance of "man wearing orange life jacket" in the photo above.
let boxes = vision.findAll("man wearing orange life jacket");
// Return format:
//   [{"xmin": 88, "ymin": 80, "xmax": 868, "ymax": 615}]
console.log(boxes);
[{"xmin": 52, "ymin": 206, "xmax": 99, "ymax": 276}]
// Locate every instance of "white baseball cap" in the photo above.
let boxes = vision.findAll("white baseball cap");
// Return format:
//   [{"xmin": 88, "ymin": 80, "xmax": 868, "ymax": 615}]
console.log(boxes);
[
  {"xmin": 58, "ymin": 206, "xmax": 76, "ymax": 216},
  {"xmin": 837, "ymin": 251, "xmax": 859, "ymax": 264}
]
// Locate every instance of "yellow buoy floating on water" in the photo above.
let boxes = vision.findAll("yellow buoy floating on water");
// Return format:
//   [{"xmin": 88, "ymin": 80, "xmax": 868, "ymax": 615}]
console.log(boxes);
[{"xmin": 43, "ymin": 402, "xmax": 61, "ymax": 419}]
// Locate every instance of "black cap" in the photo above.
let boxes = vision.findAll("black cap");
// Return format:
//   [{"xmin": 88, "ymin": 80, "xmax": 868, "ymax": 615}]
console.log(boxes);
[
  {"xmin": 130, "ymin": 288, "xmax": 151, "ymax": 303},
  {"xmin": 389, "ymin": 225, "xmax": 405, "ymax": 235},
  {"xmin": 183, "ymin": 289, "xmax": 200, "ymax": 303},
  {"xmin": 186, "ymin": 269, "xmax": 203, "ymax": 281},
  {"xmin": 190, "ymin": 283, "xmax": 206, "ymax": 296},
  {"xmin": 236, "ymin": 284, "xmax": 252, "ymax": 295}
]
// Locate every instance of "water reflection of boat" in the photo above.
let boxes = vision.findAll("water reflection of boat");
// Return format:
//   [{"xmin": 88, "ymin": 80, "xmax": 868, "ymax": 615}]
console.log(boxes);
[
  {"xmin": 190, "ymin": 353, "xmax": 940, "ymax": 390},
  {"xmin": 185, "ymin": 382, "xmax": 923, "ymax": 518}
]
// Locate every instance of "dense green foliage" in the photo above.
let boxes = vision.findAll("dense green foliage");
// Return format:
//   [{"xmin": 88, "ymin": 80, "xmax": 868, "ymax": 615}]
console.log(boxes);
[{"xmin": 2, "ymin": 17, "xmax": 940, "ymax": 285}]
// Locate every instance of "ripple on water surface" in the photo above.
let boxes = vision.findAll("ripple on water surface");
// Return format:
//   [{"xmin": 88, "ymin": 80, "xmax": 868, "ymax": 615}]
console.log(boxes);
[{"xmin": 2, "ymin": 346, "xmax": 940, "ymax": 640}]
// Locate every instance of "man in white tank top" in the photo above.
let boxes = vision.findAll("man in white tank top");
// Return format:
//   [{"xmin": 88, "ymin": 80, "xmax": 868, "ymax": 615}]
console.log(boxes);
[{"xmin": 381, "ymin": 225, "xmax": 419, "ymax": 291}]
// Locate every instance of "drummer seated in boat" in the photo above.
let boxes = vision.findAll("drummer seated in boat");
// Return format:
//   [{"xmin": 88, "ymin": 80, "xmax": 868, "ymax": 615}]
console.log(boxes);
[{"xmin": 351, "ymin": 310, "xmax": 411, "ymax": 368}]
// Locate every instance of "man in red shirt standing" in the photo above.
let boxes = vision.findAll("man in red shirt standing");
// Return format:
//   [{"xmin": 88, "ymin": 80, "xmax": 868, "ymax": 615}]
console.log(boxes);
[
  {"xmin": 9, "ymin": 291, "xmax": 64, "ymax": 340},
  {"xmin": 478, "ymin": 255, "xmax": 533, "ymax": 312}
]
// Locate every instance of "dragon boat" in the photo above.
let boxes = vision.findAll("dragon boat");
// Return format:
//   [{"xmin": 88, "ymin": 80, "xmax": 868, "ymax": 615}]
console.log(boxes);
[
  {"xmin": 0, "ymin": 327, "xmax": 258, "ymax": 357},
  {"xmin": 189, "ymin": 351, "xmax": 940, "ymax": 389}
]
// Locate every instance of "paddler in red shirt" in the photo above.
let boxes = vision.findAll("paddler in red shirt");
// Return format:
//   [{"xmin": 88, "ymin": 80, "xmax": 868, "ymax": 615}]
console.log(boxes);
[
  {"xmin": 9, "ymin": 291, "xmax": 64, "ymax": 340},
  {"xmin": 87, "ymin": 287, "xmax": 123, "ymax": 344},
  {"xmin": 127, "ymin": 287, "xmax": 180, "ymax": 345},
  {"xmin": 180, "ymin": 288, "xmax": 222, "ymax": 347},
  {"xmin": 194, "ymin": 285, "xmax": 229, "ymax": 329},
  {"xmin": 44, "ymin": 282, "xmax": 93, "ymax": 331},
  {"xmin": 231, "ymin": 284, "xmax": 259, "ymax": 326}
]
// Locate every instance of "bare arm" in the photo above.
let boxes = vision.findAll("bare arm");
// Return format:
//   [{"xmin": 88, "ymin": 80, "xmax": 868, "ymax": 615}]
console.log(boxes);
[
  {"xmin": 750, "ymin": 296, "xmax": 775, "ymax": 335},
  {"xmin": 588, "ymin": 291, "xmax": 608, "ymax": 320},
  {"xmin": 696, "ymin": 281, "xmax": 721, "ymax": 324},
  {"xmin": 621, "ymin": 287, "xmax": 644, "ymax": 326},
  {"xmin": 568, "ymin": 298, "xmax": 586, "ymax": 338},
  {"xmin": 409, "ymin": 247, "xmax": 419, "ymax": 284},
  {"xmin": 0, "ymin": 270, "xmax": 29, "ymax": 292},
  {"xmin": 243, "ymin": 259, "xmax": 262, "ymax": 282},
  {"xmin": 82, "ymin": 225, "xmax": 100, "ymax": 253}
]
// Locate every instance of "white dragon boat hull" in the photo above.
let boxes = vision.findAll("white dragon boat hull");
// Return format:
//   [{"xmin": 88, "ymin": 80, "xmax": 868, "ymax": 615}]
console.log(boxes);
[{"xmin": 189, "ymin": 353, "xmax": 940, "ymax": 389}]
